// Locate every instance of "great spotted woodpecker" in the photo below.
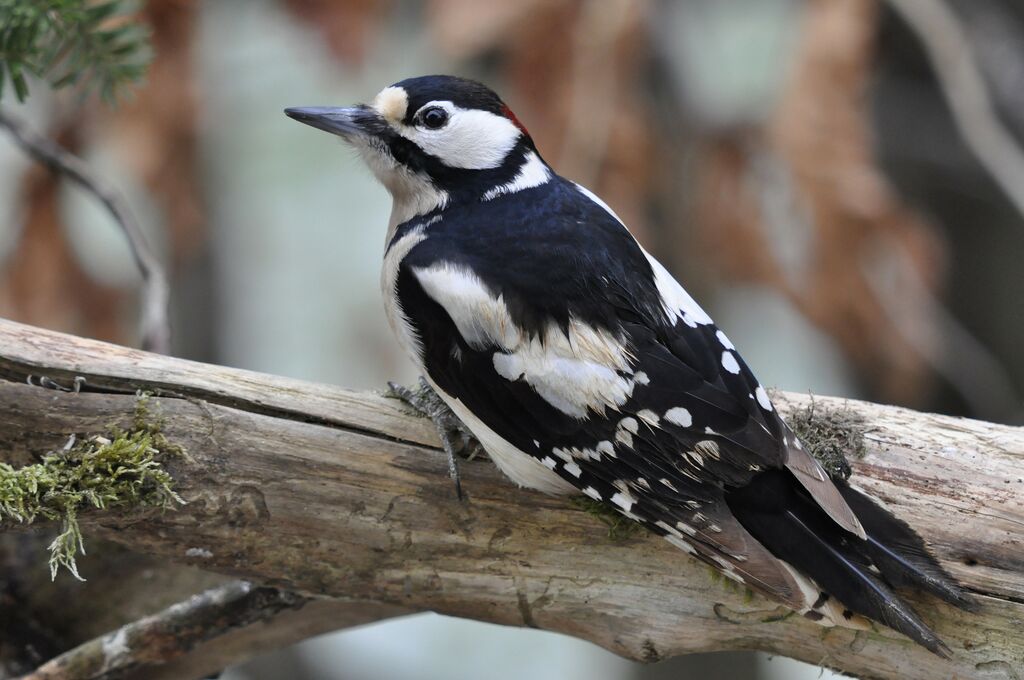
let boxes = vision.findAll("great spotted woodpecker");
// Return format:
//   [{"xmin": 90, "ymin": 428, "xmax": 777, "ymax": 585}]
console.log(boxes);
[{"xmin": 285, "ymin": 75, "xmax": 969, "ymax": 655}]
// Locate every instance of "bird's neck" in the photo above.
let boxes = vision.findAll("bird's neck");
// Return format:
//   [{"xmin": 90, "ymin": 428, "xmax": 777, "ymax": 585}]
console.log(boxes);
[{"xmin": 384, "ymin": 142, "xmax": 553, "ymax": 244}]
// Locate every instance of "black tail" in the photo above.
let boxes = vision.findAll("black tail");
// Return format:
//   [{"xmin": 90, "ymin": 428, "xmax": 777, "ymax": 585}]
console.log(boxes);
[
  {"xmin": 726, "ymin": 470, "xmax": 971, "ymax": 657},
  {"xmin": 833, "ymin": 480, "xmax": 974, "ymax": 610}
]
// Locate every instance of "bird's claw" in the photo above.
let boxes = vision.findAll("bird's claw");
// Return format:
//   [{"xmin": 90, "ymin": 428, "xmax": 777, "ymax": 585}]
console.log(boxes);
[{"xmin": 386, "ymin": 377, "xmax": 483, "ymax": 501}]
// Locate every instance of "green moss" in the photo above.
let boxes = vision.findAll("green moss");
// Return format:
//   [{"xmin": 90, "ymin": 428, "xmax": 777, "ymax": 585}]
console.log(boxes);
[
  {"xmin": 0, "ymin": 396, "xmax": 184, "ymax": 580},
  {"xmin": 786, "ymin": 396, "xmax": 867, "ymax": 480},
  {"xmin": 571, "ymin": 496, "xmax": 643, "ymax": 542}
]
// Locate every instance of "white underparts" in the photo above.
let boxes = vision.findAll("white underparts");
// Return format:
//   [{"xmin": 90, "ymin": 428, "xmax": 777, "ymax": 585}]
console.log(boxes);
[
  {"xmin": 354, "ymin": 140, "xmax": 449, "ymax": 233},
  {"xmin": 381, "ymin": 226, "xmax": 429, "ymax": 367},
  {"xmin": 429, "ymin": 379, "xmax": 575, "ymax": 495}
]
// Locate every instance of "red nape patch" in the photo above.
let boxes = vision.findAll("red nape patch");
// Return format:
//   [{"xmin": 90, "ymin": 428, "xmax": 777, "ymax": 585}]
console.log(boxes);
[{"xmin": 501, "ymin": 104, "xmax": 530, "ymax": 136}]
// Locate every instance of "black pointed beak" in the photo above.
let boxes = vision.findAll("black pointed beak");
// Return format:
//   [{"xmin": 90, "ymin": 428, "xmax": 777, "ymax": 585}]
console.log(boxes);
[{"xmin": 284, "ymin": 106, "xmax": 382, "ymax": 138}]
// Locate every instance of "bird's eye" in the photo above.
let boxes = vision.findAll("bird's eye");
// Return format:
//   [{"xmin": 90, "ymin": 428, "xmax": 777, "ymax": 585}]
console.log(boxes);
[{"xmin": 420, "ymin": 107, "xmax": 449, "ymax": 129}]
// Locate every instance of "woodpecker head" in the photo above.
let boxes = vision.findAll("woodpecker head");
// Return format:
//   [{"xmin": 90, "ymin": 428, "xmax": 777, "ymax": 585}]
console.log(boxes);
[{"xmin": 286, "ymin": 75, "xmax": 546, "ymax": 224}]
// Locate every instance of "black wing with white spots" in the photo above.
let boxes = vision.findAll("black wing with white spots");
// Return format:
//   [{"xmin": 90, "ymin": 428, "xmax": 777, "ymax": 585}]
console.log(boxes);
[{"xmin": 392, "ymin": 176, "xmax": 968, "ymax": 655}]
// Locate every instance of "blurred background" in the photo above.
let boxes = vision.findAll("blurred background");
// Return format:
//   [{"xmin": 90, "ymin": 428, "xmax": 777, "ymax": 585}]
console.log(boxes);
[{"xmin": 1, "ymin": 0, "xmax": 1022, "ymax": 678}]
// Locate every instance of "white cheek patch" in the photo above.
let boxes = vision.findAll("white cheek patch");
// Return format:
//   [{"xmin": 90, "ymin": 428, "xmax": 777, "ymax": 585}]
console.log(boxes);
[{"xmin": 398, "ymin": 103, "xmax": 523, "ymax": 170}]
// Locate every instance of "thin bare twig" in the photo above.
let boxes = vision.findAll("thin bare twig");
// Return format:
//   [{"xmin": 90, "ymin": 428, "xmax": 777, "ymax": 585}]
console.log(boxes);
[
  {"xmin": 0, "ymin": 108, "xmax": 171, "ymax": 354},
  {"xmin": 21, "ymin": 581, "xmax": 307, "ymax": 680},
  {"xmin": 886, "ymin": 0, "xmax": 1024, "ymax": 225}
]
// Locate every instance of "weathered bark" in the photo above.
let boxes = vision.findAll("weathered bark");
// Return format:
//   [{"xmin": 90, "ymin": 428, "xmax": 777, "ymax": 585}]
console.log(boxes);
[{"xmin": 0, "ymin": 318, "xmax": 1021, "ymax": 680}]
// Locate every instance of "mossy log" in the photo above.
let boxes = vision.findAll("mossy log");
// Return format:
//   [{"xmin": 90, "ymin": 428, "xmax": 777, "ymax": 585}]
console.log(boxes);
[{"xmin": 0, "ymin": 318, "xmax": 1021, "ymax": 680}]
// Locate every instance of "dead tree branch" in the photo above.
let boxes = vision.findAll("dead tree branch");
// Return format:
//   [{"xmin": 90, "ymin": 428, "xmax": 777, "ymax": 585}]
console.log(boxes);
[
  {"xmin": 22, "ymin": 582, "xmax": 305, "ymax": 680},
  {"xmin": 0, "ymin": 318, "xmax": 1021, "ymax": 680}
]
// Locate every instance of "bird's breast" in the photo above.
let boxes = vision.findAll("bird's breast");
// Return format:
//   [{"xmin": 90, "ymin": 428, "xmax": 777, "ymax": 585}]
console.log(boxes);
[{"xmin": 381, "ymin": 225, "xmax": 429, "ymax": 370}]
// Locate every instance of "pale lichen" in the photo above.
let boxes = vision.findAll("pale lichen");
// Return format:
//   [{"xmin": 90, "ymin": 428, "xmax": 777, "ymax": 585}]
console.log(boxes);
[{"xmin": 0, "ymin": 396, "xmax": 185, "ymax": 580}]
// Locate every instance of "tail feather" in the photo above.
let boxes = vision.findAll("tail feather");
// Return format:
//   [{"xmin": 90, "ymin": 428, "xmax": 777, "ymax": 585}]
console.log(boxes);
[
  {"xmin": 781, "ymin": 508, "xmax": 951, "ymax": 657},
  {"xmin": 835, "ymin": 480, "xmax": 975, "ymax": 610},
  {"xmin": 726, "ymin": 469, "xmax": 969, "ymax": 657}
]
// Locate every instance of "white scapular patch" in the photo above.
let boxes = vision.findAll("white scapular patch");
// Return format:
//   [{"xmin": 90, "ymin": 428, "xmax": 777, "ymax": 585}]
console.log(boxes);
[
  {"xmin": 633, "ymin": 371, "xmax": 650, "ymax": 385},
  {"xmin": 482, "ymin": 151, "xmax": 551, "ymax": 200},
  {"xmin": 414, "ymin": 261, "xmax": 641, "ymax": 419},
  {"xmin": 413, "ymin": 264, "xmax": 521, "ymax": 348},
  {"xmin": 619, "ymin": 417, "xmax": 639, "ymax": 434},
  {"xmin": 381, "ymin": 226, "xmax": 429, "ymax": 366},
  {"xmin": 664, "ymin": 406, "xmax": 693, "ymax": 428},
  {"xmin": 755, "ymin": 385, "xmax": 773, "ymax": 411},
  {"xmin": 396, "ymin": 101, "xmax": 523, "ymax": 170},
  {"xmin": 721, "ymin": 351, "xmax": 741, "ymax": 374},
  {"xmin": 429, "ymin": 379, "xmax": 575, "ymax": 495},
  {"xmin": 716, "ymin": 330, "xmax": 735, "ymax": 350}
]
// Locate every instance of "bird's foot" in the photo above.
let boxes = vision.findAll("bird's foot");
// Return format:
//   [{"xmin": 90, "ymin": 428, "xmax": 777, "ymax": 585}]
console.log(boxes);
[{"xmin": 386, "ymin": 377, "xmax": 483, "ymax": 500}]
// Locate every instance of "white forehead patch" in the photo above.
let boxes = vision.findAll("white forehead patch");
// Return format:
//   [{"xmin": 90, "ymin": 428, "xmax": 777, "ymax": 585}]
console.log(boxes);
[
  {"xmin": 373, "ymin": 86, "xmax": 408, "ymax": 123},
  {"xmin": 397, "ymin": 101, "xmax": 522, "ymax": 170}
]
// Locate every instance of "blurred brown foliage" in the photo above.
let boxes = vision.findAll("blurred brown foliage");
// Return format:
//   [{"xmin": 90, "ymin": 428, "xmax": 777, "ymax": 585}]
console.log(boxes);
[
  {"xmin": 0, "ymin": 0, "xmax": 202, "ymax": 347},
  {"xmin": 698, "ymin": 0, "xmax": 945, "ymax": 403}
]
